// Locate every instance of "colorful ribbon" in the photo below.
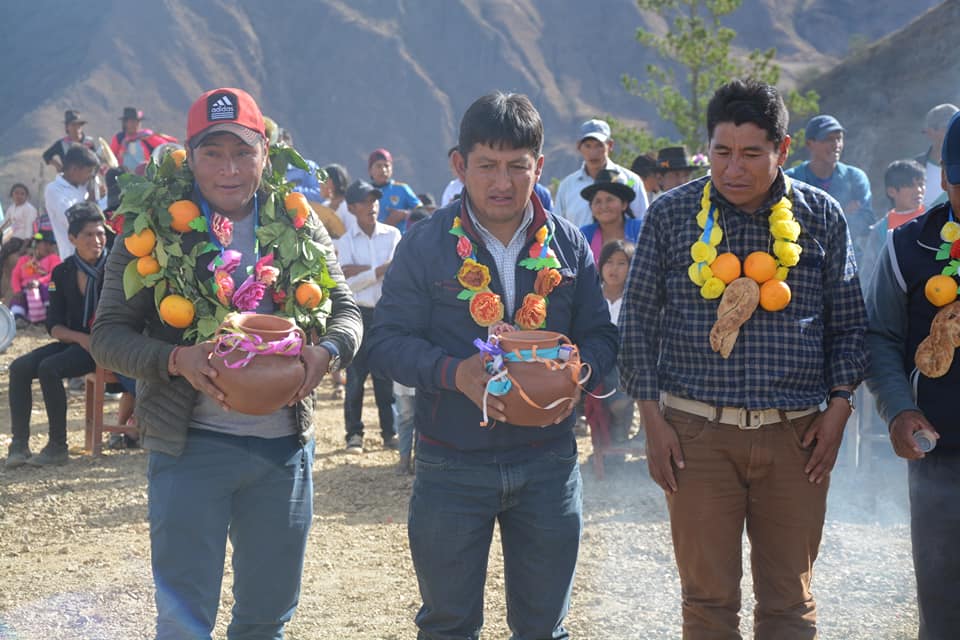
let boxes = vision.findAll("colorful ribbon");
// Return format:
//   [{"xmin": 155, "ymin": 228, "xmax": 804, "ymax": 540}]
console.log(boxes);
[{"xmin": 213, "ymin": 327, "xmax": 303, "ymax": 369}]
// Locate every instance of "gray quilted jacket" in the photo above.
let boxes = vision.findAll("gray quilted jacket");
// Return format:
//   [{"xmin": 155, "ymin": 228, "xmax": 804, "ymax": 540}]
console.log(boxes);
[{"xmin": 91, "ymin": 210, "xmax": 362, "ymax": 456}]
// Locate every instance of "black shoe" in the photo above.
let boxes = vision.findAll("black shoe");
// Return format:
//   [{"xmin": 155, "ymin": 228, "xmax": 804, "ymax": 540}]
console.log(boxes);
[
  {"xmin": 106, "ymin": 434, "xmax": 126, "ymax": 450},
  {"xmin": 383, "ymin": 435, "xmax": 399, "ymax": 450},
  {"xmin": 26, "ymin": 445, "xmax": 69, "ymax": 467},
  {"xmin": 5, "ymin": 445, "xmax": 32, "ymax": 469}
]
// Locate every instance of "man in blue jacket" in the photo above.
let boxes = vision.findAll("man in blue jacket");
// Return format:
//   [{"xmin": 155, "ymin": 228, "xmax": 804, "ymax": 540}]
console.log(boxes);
[
  {"xmin": 367, "ymin": 92, "xmax": 618, "ymax": 640},
  {"xmin": 865, "ymin": 110, "xmax": 960, "ymax": 638}
]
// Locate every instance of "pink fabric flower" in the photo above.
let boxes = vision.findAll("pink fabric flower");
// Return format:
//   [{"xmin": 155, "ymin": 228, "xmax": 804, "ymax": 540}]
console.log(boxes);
[
  {"xmin": 292, "ymin": 213, "xmax": 307, "ymax": 229},
  {"xmin": 214, "ymin": 270, "xmax": 235, "ymax": 306},
  {"xmin": 209, "ymin": 249, "xmax": 242, "ymax": 274},
  {"xmin": 233, "ymin": 275, "xmax": 267, "ymax": 312},
  {"xmin": 456, "ymin": 235, "xmax": 472, "ymax": 259},
  {"xmin": 212, "ymin": 213, "xmax": 234, "ymax": 247},
  {"xmin": 272, "ymin": 289, "xmax": 287, "ymax": 305},
  {"xmin": 254, "ymin": 254, "xmax": 279, "ymax": 285}
]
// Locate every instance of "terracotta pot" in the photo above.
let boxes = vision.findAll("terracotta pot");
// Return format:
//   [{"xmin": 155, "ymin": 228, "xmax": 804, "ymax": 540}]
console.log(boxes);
[
  {"xmin": 494, "ymin": 330, "xmax": 582, "ymax": 427},
  {"xmin": 208, "ymin": 313, "xmax": 306, "ymax": 415}
]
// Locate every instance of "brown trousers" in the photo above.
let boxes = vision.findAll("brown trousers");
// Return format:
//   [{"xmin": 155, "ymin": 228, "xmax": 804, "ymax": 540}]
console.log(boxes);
[{"xmin": 663, "ymin": 407, "xmax": 827, "ymax": 640}]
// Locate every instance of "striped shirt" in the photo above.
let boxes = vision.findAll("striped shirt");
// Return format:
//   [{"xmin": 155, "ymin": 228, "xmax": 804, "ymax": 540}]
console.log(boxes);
[
  {"xmin": 619, "ymin": 172, "xmax": 867, "ymax": 410},
  {"xmin": 465, "ymin": 197, "xmax": 534, "ymax": 316}
]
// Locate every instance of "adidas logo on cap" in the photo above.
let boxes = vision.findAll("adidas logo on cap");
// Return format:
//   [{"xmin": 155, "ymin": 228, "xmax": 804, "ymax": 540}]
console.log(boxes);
[{"xmin": 207, "ymin": 92, "xmax": 237, "ymax": 121}]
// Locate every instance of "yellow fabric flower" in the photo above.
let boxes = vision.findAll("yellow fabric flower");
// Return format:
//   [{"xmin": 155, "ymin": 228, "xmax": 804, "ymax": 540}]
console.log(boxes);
[
  {"xmin": 452, "ymin": 216, "xmax": 462, "ymax": 229},
  {"xmin": 535, "ymin": 225, "xmax": 548, "ymax": 244},
  {"xmin": 941, "ymin": 221, "xmax": 960, "ymax": 243},
  {"xmin": 708, "ymin": 225, "xmax": 723, "ymax": 246},
  {"xmin": 700, "ymin": 182, "xmax": 711, "ymax": 210},
  {"xmin": 700, "ymin": 277, "xmax": 726, "ymax": 299},
  {"xmin": 690, "ymin": 241, "xmax": 717, "ymax": 264},
  {"xmin": 688, "ymin": 262, "xmax": 713, "ymax": 286},
  {"xmin": 696, "ymin": 208, "xmax": 711, "ymax": 229},
  {"xmin": 770, "ymin": 219, "xmax": 801, "ymax": 242},
  {"xmin": 768, "ymin": 208, "xmax": 793, "ymax": 223},
  {"xmin": 774, "ymin": 266, "xmax": 790, "ymax": 281},
  {"xmin": 773, "ymin": 240, "xmax": 802, "ymax": 267},
  {"xmin": 457, "ymin": 258, "xmax": 492, "ymax": 291}
]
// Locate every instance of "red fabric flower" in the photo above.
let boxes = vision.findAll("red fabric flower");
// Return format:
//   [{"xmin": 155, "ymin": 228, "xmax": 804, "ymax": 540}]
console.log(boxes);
[
  {"xmin": 514, "ymin": 293, "xmax": 547, "ymax": 330},
  {"xmin": 534, "ymin": 268, "xmax": 562, "ymax": 297},
  {"xmin": 469, "ymin": 291, "xmax": 504, "ymax": 327},
  {"xmin": 950, "ymin": 239, "xmax": 960, "ymax": 260},
  {"xmin": 457, "ymin": 235, "xmax": 473, "ymax": 259}
]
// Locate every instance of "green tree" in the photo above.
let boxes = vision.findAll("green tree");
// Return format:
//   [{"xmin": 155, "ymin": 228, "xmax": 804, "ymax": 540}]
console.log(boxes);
[{"xmin": 623, "ymin": 0, "xmax": 819, "ymax": 154}]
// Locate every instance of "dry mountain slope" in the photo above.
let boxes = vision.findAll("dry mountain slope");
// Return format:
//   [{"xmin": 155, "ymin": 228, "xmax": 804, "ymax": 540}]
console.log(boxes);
[{"xmin": 0, "ymin": 0, "xmax": 942, "ymax": 201}]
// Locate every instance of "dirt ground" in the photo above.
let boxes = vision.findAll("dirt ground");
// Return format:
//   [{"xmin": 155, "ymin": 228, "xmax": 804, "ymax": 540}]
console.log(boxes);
[{"xmin": 0, "ymin": 325, "xmax": 919, "ymax": 639}]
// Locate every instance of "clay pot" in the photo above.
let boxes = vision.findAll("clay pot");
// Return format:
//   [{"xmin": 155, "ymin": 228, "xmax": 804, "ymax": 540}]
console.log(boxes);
[
  {"xmin": 494, "ymin": 330, "xmax": 582, "ymax": 427},
  {"xmin": 208, "ymin": 313, "xmax": 306, "ymax": 415}
]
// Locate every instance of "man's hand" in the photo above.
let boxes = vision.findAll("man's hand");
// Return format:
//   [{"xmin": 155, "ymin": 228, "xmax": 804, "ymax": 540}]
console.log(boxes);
[
  {"xmin": 455, "ymin": 353, "xmax": 506, "ymax": 423},
  {"xmin": 889, "ymin": 410, "xmax": 939, "ymax": 460},
  {"xmin": 384, "ymin": 208, "xmax": 408, "ymax": 227},
  {"xmin": 176, "ymin": 343, "xmax": 228, "ymax": 409},
  {"xmin": 639, "ymin": 401, "xmax": 685, "ymax": 493},
  {"xmin": 801, "ymin": 400, "xmax": 851, "ymax": 483},
  {"xmin": 341, "ymin": 264, "xmax": 370, "ymax": 278},
  {"xmin": 288, "ymin": 345, "xmax": 331, "ymax": 406},
  {"xmin": 375, "ymin": 262, "xmax": 391, "ymax": 279}
]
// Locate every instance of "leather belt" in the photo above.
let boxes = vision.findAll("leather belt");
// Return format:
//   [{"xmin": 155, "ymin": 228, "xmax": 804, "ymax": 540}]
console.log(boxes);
[{"xmin": 661, "ymin": 393, "xmax": 818, "ymax": 430}]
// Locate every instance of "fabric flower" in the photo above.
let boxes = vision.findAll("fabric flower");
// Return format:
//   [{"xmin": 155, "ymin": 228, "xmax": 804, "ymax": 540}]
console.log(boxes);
[
  {"xmin": 707, "ymin": 226, "xmax": 723, "ymax": 245},
  {"xmin": 950, "ymin": 239, "xmax": 960, "ymax": 260},
  {"xmin": 774, "ymin": 266, "xmax": 790, "ymax": 281},
  {"xmin": 214, "ymin": 270, "xmax": 235, "ymax": 306},
  {"xmin": 942, "ymin": 221, "xmax": 960, "ymax": 243},
  {"xmin": 515, "ymin": 293, "xmax": 547, "ymax": 330},
  {"xmin": 209, "ymin": 249, "xmax": 242, "ymax": 274},
  {"xmin": 233, "ymin": 275, "xmax": 267, "ymax": 312},
  {"xmin": 457, "ymin": 258, "xmax": 491, "ymax": 291},
  {"xmin": 469, "ymin": 291, "xmax": 504, "ymax": 327},
  {"xmin": 212, "ymin": 213, "xmax": 234, "ymax": 247},
  {"xmin": 255, "ymin": 254, "xmax": 279, "ymax": 285},
  {"xmin": 696, "ymin": 208, "xmax": 712, "ymax": 229},
  {"xmin": 452, "ymin": 216, "xmax": 462, "ymax": 229},
  {"xmin": 272, "ymin": 289, "xmax": 287, "ymax": 305},
  {"xmin": 768, "ymin": 208, "xmax": 793, "ymax": 224},
  {"xmin": 535, "ymin": 268, "xmax": 562, "ymax": 297},
  {"xmin": 773, "ymin": 240, "xmax": 802, "ymax": 267},
  {"xmin": 700, "ymin": 277, "xmax": 726, "ymax": 299},
  {"xmin": 690, "ymin": 241, "xmax": 717, "ymax": 264},
  {"xmin": 456, "ymin": 235, "xmax": 473, "ymax": 259},
  {"xmin": 770, "ymin": 219, "xmax": 801, "ymax": 242},
  {"xmin": 688, "ymin": 262, "xmax": 713, "ymax": 286},
  {"xmin": 292, "ymin": 212, "xmax": 308, "ymax": 229},
  {"xmin": 529, "ymin": 243, "xmax": 544, "ymax": 259},
  {"xmin": 535, "ymin": 225, "xmax": 549, "ymax": 244}
]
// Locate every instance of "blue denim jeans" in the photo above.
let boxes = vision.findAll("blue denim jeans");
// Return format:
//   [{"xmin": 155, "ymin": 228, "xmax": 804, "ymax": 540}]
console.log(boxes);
[
  {"xmin": 344, "ymin": 306, "xmax": 395, "ymax": 441},
  {"xmin": 147, "ymin": 429, "xmax": 314, "ymax": 640},
  {"xmin": 408, "ymin": 438, "xmax": 583, "ymax": 640},
  {"xmin": 394, "ymin": 390, "xmax": 416, "ymax": 457},
  {"xmin": 909, "ymin": 449, "xmax": 960, "ymax": 640}
]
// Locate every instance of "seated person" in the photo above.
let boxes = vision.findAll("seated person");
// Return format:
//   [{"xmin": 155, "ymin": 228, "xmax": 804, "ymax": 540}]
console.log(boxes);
[
  {"xmin": 5, "ymin": 202, "xmax": 108, "ymax": 468},
  {"xmin": 7, "ymin": 231, "xmax": 61, "ymax": 326}
]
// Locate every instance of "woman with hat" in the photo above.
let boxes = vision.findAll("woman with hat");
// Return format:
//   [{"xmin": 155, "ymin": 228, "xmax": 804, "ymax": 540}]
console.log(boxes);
[
  {"xmin": 579, "ymin": 168, "xmax": 643, "ymax": 259},
  {"xmin": 108, "ymin": 106, "xmax": 178, "ymax": 171}
]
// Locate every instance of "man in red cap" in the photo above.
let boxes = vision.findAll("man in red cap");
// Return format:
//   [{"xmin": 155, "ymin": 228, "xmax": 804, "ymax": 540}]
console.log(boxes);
[
  {"xmin": 368, "ymin": 147, "xmax": 421, "ymax": 234},
  {"xmin": 92, "ymin": 87, "xmax": 362, "ymax": 638}
]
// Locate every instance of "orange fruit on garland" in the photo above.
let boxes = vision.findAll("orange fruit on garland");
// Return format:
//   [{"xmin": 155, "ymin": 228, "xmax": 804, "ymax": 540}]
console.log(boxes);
[
  {"xmin": 124, "ymin": 228, "xmax": 157, "ymax": 257},
  {"xmin": 136, "ymin": 256, "xmax": 161, "ymax": 276},
  {"xmin": 710, "ymin": 252, "xmax": 741, "ymax": 284},
  {"xmin": 743, "ymin": 251, "xmax": 778, "ymax": 284},
  {"xmin": 759, "ymin": 279, "xmax": 792, "ymax": 312},
  {"xmin": 168, "ymin": 200, "xmax": 202, "ymax": 233},
  {"xmin": 159, "ymin": 295, "xmax": 196, "ymax": 329},
  {"xmin": 295, "ymin": 282, "xmax": 324, "ymax": 308},
  {"xmin": 170, "ymin": 148, "xmax": 187, "ymax": 168},
  {"xmin": 285, "ymin": 192, "xmax": 309, "ymax": 218},
  {"xmin": 925, "ymin": 274, "xmax": 959, "ymax": 307}
]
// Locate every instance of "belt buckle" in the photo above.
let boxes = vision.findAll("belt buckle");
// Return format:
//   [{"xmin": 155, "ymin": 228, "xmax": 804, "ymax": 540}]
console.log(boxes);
[{"xmin": 737, "ymin": 408, "xmax": 764, "ymax": 430}]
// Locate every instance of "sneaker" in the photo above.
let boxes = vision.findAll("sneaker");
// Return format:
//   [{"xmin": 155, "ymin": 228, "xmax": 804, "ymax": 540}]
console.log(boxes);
[
  {"xmin": 67, "ymin": 377, "xmax": 85, "ymax": 396},
  {"xmin": 383, "ymin": 434, "xmax": 399, "ymax": 450},
  {"xmin": 26, "ymin": 445, "xmax": 69, "ymax": 467},
  {"xmin": 106, "ymin": 434, "xmax": 127, "ymax": 450},
  {"xmin": 5, "ymin": 446, "xmax": 32, "ymax": 469},
  {"xmin": 345, "ymin": 434, "xmax": 364, "ymax": 455}
]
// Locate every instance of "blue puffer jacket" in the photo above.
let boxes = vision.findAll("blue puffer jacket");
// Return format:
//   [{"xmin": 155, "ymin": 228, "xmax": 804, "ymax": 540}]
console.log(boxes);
[{"xmin": 366, "ymin": 194, "xmax": 619, "ymax": 454}]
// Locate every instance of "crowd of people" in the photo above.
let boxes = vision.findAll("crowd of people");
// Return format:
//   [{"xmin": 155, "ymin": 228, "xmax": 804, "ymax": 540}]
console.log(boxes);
[{"xmin": 1, "ymin": 79, "xmax": 958, "ymax": 640}]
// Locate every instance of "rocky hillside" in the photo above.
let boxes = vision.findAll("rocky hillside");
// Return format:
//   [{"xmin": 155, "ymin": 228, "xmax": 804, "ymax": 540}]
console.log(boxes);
[{"xmin": 0, "ymin": 0, "xmax": 941, "ymax": 204}]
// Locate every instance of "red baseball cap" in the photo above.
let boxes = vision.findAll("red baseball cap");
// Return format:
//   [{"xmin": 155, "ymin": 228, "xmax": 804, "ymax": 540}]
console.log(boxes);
[
  {"xmin": 186, "ymin": 88, "xmax": 266, "ymax": 148},
  {"xmin": 368, "ymin": 148, "xmax": 392, "ymax": 168}
]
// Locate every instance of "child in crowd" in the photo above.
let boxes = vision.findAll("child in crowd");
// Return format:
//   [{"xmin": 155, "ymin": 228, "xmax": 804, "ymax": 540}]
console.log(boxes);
[
  {"xmin": 584, "ymin": 240, "xmax": 635, "ymax": 444},
  {"xmin": 0, "ymin": 183, "xmax": 40, "ymax": 299},
  {"xmin": 884, "ymin": 159, "xmax": 926, "ymax": 229},
  {"xmin": 7, "ymin": 231, "xmax": 60, "ymax": 327}
]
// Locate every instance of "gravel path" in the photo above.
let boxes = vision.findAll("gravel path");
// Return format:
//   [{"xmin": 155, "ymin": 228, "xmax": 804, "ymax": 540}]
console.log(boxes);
[{"xmin": 0, "ymin": 326, "xmax": 918, "ymax": 639}]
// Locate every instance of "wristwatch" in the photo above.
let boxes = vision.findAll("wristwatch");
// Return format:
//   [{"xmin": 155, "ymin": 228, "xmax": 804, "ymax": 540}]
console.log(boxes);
[
  {"xmin": 828, "ymin": 389, "xmax": 855, "ymax": 411},
  {"xmin": 318, "ymin": 340, "xmax": 341, "ymax": 374}
]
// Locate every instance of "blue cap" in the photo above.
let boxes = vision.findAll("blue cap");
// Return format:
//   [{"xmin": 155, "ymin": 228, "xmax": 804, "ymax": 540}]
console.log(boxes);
[
  {"xmin": 805, "ymin": 115, "xmax": 845, "ymax": 141},
  {"xmin": 942, "ymin": 112, "xmax": 960, "ymax": 185},
  {"xmin": 578, "ymin": 119, "xmax": 611, "ymax": 143}
]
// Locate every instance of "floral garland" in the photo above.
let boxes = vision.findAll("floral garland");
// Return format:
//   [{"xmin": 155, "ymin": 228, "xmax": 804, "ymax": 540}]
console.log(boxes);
[
  {"xmin": 449, "ymin": 216, "xmax": 562, "ymax": 330},
  {"xmin": 688, "ymin": 178, "xmax": 802, "ymax": 306},
  {"xmin": 924, "ymin": 210, "xmax": 960, "ymax": 307},
  {"xmin": 117, "ymin": 146, "xmax": 337, "ymax": 343}
]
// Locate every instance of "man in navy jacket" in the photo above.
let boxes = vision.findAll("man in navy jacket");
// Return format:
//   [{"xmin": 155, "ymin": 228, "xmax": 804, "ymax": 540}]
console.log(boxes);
[{"xmin": 367, "ymin": 92, "xmax": 617, "ymax": 639}]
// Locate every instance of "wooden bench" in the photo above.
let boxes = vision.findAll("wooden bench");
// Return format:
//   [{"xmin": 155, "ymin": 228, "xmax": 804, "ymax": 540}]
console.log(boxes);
[{"xmin": 84, "ymin": 367, "xmax": 137, "ymax": 455}]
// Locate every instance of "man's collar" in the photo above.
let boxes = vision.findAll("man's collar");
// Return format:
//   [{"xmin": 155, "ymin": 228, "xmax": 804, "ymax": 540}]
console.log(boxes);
[
  {"xmin": 579, "ymin": 158, "xmax": 617, "ymax": 179},
  {"xmin": 462, "ymin": 196, "xmax": 535, "ymax": 248}
]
